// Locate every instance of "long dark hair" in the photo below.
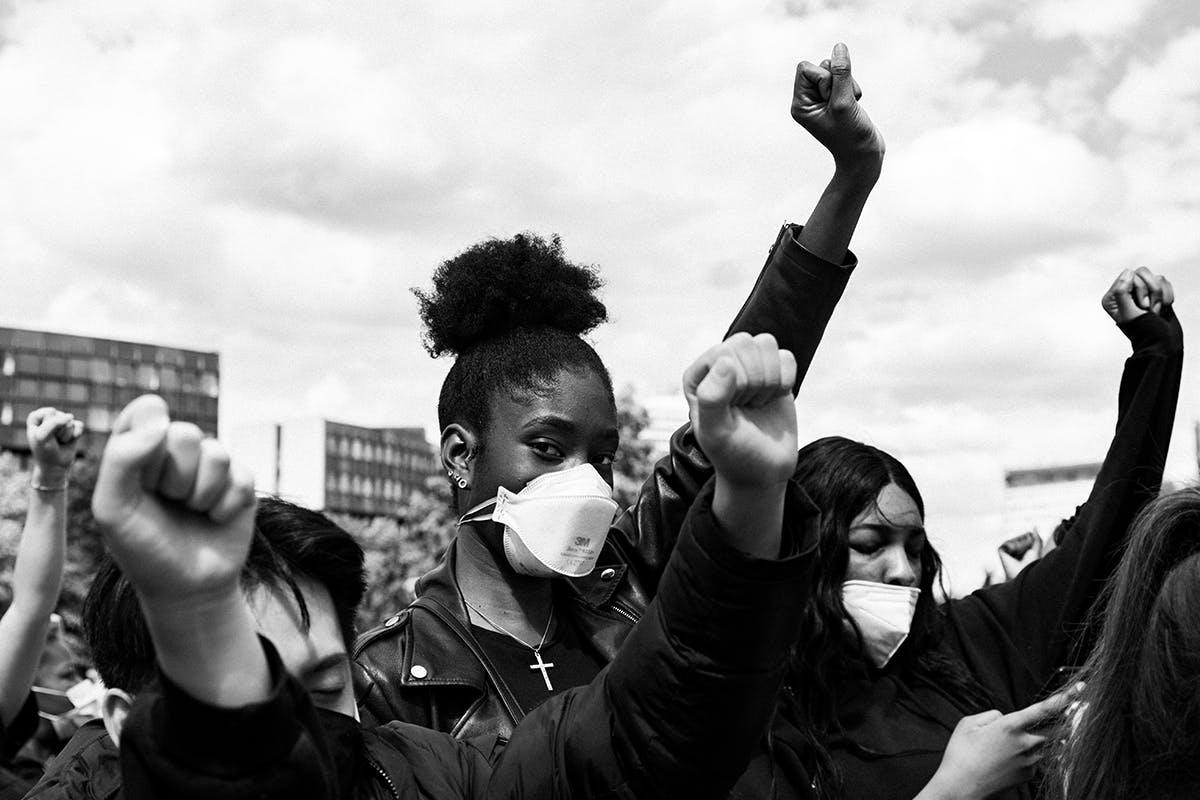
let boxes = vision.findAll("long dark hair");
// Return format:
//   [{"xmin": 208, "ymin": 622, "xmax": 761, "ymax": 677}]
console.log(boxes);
[
  {"xmin": 1048, "ymin": 486, "xmax": 1200, "ymax": 800},
  {"xmin": 786, "ymin": 436, "xmax": 994, "ymax": 797}
]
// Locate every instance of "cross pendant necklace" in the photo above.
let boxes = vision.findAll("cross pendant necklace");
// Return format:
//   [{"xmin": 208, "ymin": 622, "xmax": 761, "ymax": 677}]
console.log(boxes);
[
  {"xmin": 465, "ymin": 600, "xmax": 557, "ymax": 692},
  {"xmin": 529, "ymin": 649, "xmax": 556, "ymax": 691}
]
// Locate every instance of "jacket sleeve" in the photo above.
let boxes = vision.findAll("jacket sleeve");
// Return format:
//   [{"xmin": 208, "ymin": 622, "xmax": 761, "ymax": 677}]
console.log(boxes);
[
  {"xmin": 487, "ymin": 479, "xmax": 819, "ymax": 800},
  {"xmin": 0, "ymin": 693, "xmax": 36, "ymax": 762},
  {"xmin": 608, "ymin": 223, "xmax": 854, "ymax": 597},
  {"xmin": 949, "ymin": 308, "xmax": 1183, "ymax": 692},
  {"xmin": 120, "ymin": 638, "xmax": 339, "ymax": 800}
]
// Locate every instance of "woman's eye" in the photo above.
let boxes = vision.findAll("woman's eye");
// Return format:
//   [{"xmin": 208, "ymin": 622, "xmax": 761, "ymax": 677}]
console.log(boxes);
[
  {"xmin": 850, "ymin": 542, "xmax": 881, "ymax": 556},
  {"xmin": 530, "ymin": 441, "xmax": 564, "ymax": 459},
  {"xmin": 594, "ymin": 452, "xmax": 617, "ymax": 466}
]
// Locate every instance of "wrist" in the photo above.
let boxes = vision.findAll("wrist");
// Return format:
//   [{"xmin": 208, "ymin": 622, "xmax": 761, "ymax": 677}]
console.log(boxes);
[
  {"xmin": 831, "ymin": 153, "xmax": 883, "ymax": 186},
  {"xmin": 30, "ymin": 465, "xmax": 70, "ymax": 492}
]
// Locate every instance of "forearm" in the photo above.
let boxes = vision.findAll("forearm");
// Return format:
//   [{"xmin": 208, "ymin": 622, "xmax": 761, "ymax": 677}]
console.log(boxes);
[
  {"xmin": 0, "ymin": 485, "xmax": 69, "ymax": 727},
  {"xmin": 141, "ymin": 588, "xmax": 271, "ymax": 709},
  {"xmin": 711, "ymin": 477, "xmax": 787, "ymax": 559},
  {"xmin": 795, "ymin": 158, "xmax": 881, "ymax": 265},
  {"xmin": 10, "ymin": 488, "xmax": 68, "ymax": 615}
]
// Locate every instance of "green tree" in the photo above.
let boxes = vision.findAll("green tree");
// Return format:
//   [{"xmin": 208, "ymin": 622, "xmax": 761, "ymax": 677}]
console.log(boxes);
[
  {"xmin": 614, "ymin": 385, "xmax": 658, "ymax": 511},
  {"xmin": 333, "ymin": 478, "xmax": 457, "ymax": 633}
]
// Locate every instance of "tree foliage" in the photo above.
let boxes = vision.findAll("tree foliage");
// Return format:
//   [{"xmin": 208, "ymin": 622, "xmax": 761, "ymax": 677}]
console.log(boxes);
[{"xmin": 614, "ymin": 385, "xmax": 658, "ymax": 511}]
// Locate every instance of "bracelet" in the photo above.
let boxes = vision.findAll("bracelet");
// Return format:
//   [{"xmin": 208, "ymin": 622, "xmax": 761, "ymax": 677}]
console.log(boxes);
[{"xmin": 31, "ymin": 480, "xmax": 69, "ymax": 492}]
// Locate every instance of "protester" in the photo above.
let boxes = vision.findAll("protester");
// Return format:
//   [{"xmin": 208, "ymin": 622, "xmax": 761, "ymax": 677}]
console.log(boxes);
[
  {"xmin": 94, "ymin": 329, "xmax": 819, "ymax": 799},
  {"xmin": 770, "ymin": 267, "xmax": 1182, "ymax": 800},
  {"xmin": 23, "ymin": 495, "xmax": 367, "ymax": 799},
  {"xmin": 354, "ymin": 42, "xmax": 883, "ymax": 747},
  {"xmin": 1047, "ymin": 486, "xmax": 1200, "ymax": 800},
  {"xmin": 0, "ymin": 409, "xmax": 82, "ymax": 798}
]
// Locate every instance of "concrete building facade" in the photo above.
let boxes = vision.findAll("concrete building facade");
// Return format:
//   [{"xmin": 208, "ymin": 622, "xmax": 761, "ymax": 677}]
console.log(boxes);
[
  {"xmin": 0, "ymin": 326, "xmax": 218, "ymax": 453},
  {"xmin": 232, "ymin": 418, "xmax": 437, "ymax": 516}
]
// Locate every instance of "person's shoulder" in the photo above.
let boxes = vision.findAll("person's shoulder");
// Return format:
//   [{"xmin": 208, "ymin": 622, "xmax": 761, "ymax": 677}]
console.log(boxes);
[{"xmin": 354, "ymin": 607, "xmax": 413, "ymax": 662}]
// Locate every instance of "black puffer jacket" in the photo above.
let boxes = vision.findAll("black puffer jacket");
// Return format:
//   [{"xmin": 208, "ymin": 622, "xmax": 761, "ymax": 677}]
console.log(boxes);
[
  {"xmin": 118, "ymin": 481, "xmax": 820, "ymax": 800},
  {"xmin": 353, "ymin": 223, "xmax": 855, "ymax": 741}
]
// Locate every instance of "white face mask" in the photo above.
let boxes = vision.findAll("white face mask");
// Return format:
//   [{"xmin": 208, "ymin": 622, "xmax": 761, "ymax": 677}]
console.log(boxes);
[
  {"xmin": 841, "ymin": 580, "xmax": 921, "ymax": 668},
  {"xmin": 459, "ymin": 464, "xmax": 618, "ymax": 578}
]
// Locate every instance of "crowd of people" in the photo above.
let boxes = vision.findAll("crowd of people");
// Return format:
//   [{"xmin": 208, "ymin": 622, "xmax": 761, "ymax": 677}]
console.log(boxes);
[{"xmin": 0, "ymin": 43, "xmax": 1191, "ymax": 800}]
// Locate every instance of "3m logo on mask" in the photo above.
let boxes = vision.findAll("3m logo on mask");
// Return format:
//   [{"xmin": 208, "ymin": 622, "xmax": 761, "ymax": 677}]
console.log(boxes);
[{"xmin": 459, "ymin": 464, "xmax": 618, "ymax": 578}]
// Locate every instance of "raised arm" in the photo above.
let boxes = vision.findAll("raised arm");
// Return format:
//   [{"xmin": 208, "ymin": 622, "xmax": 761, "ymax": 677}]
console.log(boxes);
[
  {"xmin": 90, "ymin": 397, "xmax": 335, "ymax": 799},
  {"xmin": 0, "ymin": 409, "xmax": 81, "ymax": 730},
  {"xmin": 610, "ymin": 44, "xmax": 883, "ymax": 592},
  {"xmin": 954, "ymin": 268, "xmax": 1183, "ymax": 687},
  {"xmin": 490, "ymin": 335, "xmax": 818, "ymax": 799}
]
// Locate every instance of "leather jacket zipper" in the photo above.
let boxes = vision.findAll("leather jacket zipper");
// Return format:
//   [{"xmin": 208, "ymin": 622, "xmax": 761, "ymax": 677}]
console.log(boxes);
[
  {"xmin": 367, "ymin": 753, "xmax": 401, "ymax": 800},
  {"xmin": 611, "ymin": 602, "xmax": 640, "ymax": 626}
]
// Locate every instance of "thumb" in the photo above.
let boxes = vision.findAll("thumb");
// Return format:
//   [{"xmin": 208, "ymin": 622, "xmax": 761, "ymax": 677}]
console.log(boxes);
[
  {"xmin": 1103, "ymin": 269, "xmax": 1141, "ymax": 321},
  {"xmin": 828, "ymin": 42, "xmax": 855, "ymax": 112},
  {"xmin": 695, "ymin": 355, "xmax": 739, "ymax": 411},
  {"xmin": 93, "ymin": 395, "xmax": 170, "ymax": 524}
]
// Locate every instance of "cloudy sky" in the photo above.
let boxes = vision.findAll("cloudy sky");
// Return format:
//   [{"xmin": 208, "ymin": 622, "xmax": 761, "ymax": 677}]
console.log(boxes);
[{"xmin": 2, "ymin": 0, "xmax": 1197, "ymax": 589}]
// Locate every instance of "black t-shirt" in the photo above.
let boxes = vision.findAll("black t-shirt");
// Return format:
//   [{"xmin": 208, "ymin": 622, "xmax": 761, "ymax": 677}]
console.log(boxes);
[{"xmin": 472, "ymin": 620, "xmax": 605, "ymax": 715}]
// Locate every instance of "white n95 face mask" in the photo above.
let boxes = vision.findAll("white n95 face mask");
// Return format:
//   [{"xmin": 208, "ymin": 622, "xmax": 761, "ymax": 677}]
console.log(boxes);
[
  {"xmin": 841, "ymin": 580, "xmax": 921, "ymax": 668},
  {"xmin": 458, "ymin": 464, "xmax": 618, "ymax": 578}
]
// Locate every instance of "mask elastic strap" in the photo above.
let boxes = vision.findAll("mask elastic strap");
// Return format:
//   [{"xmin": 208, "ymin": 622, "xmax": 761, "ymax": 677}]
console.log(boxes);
[{"xmin": 457, "ymin": 497, "xmax": 498, "ymax": 528}]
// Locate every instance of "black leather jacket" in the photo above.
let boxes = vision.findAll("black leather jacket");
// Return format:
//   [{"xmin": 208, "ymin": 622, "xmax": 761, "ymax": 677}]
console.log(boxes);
[{"xmin": 353, "ymin": 223, "xmax": 855, "ymax": 742}]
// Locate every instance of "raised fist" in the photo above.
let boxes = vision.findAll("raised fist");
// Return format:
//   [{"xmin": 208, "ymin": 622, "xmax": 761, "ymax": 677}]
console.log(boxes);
[
  {"xmin": 91, "ymin": 395, "xmax": 256, "ymax": 605},
  {"xmin": 791, "ymin": 43, "xmax": 885, "ymax": 165},
  {"xmin": 683, "ymin": 332, "xmax": 798, "ymax": 489},
  {"xmin": 27, "ymin": 407, "xmax": 84, "ymax": 486},
  {"xmin": 1102, "ymin": 267, "xmax": 1174, "ymax": 323}
]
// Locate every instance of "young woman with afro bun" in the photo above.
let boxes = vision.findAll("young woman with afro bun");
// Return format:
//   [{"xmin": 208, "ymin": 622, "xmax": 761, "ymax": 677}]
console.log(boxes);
[{"xmin": 354, "ymin": 43, "xmax": 883, "ymax": 753}]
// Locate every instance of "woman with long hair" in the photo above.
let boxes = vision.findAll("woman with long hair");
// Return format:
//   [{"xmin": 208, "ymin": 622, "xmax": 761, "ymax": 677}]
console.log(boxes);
[
  {"xmin": 768, "ymin": 268, "xmax": 1183, "ymax": 799},
  {"xmin": 1048, "ymin": 487, "xmax": 1200, "ymax": 800},
  {"xmin": 354, "ymin": 43, "xmax": 884, "ymax": 746}
]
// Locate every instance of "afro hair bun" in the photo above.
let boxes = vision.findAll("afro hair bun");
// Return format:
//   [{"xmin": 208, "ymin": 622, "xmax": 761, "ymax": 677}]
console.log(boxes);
[{"xmin": 414, "ymin": 232, "xmax": 608, "ymax": 358}]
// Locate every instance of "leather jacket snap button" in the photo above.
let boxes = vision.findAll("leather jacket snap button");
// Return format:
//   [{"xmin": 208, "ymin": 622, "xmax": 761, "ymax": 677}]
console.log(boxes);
[
  {"xmin": 410, "ymin": 664, "xmax": 429, "ymax": 679},
  {"xmin": 600, "ymin": 568, "xmax": 616, "ymax": 581},
  {"xmin": 384, "ymin": 614, "xmax": 401, "ymax": 627}
]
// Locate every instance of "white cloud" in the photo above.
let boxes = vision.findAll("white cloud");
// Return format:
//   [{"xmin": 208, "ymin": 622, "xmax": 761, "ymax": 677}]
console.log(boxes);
[
  {"xmin": 1, "ymin": 0, "xmax": 1198, "ymax": 595},
  {"xmin": 1026, "ymin": 0, "xmax": 1158, "ymax": 41}
]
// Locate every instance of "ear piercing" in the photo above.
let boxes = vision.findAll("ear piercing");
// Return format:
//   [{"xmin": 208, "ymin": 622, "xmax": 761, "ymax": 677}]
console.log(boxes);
[{"xmin": 448, "ymin": 470, "xmax": 469, "ymax": 490}]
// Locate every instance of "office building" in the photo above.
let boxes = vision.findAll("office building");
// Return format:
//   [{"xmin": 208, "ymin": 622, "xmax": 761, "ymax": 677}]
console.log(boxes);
[
  {"xmin": 231, "ymin": 418, "xmax": 437, "ymax": 516},
  {"xmin": 0, "ymin": 326, "xmax": 218, "ymax": 453}
]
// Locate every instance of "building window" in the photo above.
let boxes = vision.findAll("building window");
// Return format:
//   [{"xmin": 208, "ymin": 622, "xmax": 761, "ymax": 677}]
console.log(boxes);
[
  {"xmin": 67, "ymin": 383, "xmax": 88, "ymax": 403},
  {"xmin": 90, "ymin": 358, "xmax": 113, "ymax": 383},
  {"xmin": 201, "ymin": 372, "xmax": 219, "ymax": 398},
  {"xmin": 115, "ymin": 363, "xmax": 134, "ymax": 387},
  {"xmin": 68, "ymin": 358, "xmax": 90, "ymax": 380},
  {"xmin": 16, "ymin": 378, "xmax": 37, "ymax": 397},
  {"xmin": 43, "ymin": 356, "xmax": 67, "ymax": 377},
  {"xmin": 1, "ymin": 403, "xmax": 11, "ymax": 426},
  {"xmin": 42, "ymin": 380, "xmax": 64, "ymax": 401},
  {"xmin": 16, "ymin": 353, "xmax": 40, "ymax": 374},
  {"xmin": 87, "ymin": 405, "xmax": 113, "ymax": 432},
  {"xmin": 351, "ymin": 439, "xmax": 363, "ymax": 460},
  {"xmin": 136, "ymin": 364, "xmax": 159, "ymax": 391},
  {"xmin": 159, "ymin": 366, "xmax": 179, "ymax": 391},
  {"xmin": 2, "ymin": 354, "xmax": 13, "ymax": 376}
]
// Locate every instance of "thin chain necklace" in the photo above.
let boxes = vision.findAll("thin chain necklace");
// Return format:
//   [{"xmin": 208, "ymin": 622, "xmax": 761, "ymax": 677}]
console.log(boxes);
[{"xmin": 464, "ymin": 600, "xmax": 557, "ymax": 691}]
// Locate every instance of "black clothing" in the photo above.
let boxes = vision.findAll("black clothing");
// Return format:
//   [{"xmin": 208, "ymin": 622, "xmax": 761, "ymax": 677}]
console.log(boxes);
[
  {"xmin": 0, "ymin": 693, "xmax": 38, "ymax": 799},
  {"xmin": 22, "ymin": 720, "xmax": 121, "ymax": 800},
  {"xmin": 119, "ymin": 482, "xmax": 820, "ymax": 799},
  {"xmin": 768, "ymin": 308, "xmax": 1184, "ymax": 800},
  {"xmin": 353, "ymin": 223, "xmax": 854, "ymax": 741},
  {"xmin": 469, "ymin": 622, "xmax": 604, "ymax": 715}
]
